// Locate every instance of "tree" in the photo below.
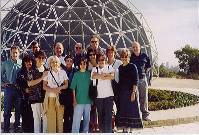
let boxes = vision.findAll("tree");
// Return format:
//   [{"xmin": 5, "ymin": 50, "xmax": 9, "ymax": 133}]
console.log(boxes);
[{"xmin": 174, "ymin": 45, "xmax": 199, "ymax": 75}]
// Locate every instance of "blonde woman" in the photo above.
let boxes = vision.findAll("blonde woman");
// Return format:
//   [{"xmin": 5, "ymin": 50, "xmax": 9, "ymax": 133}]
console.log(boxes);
[
  {"xmin": 117, "ymin": 49, "xmax": 143, "ymax": 133},
  {"xmin": 43, "ymin": 56, "xmax": 68, "ymax": 133}
]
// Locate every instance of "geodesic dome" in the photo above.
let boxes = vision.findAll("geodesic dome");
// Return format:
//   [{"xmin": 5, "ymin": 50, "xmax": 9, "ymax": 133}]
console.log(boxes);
[{"xmin": 1, "ymin": 0, "xmax": 158, "ymax": 72}]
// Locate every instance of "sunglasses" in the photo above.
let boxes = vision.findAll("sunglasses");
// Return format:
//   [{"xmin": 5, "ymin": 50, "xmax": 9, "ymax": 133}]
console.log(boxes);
[
  {"xmin": 91, "ymin": 41, "xmax": 98, "ymax": 43},
  {"xmin": 89, "ymin": 53, "xmax": 96, "ymax": 56},
  {"xmin": 76, "ymin": 47, "xmax": 82, "ymax": 50}
]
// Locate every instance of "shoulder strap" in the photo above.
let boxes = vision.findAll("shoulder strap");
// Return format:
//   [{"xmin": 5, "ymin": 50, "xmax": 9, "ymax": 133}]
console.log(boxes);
[
  {"xmin": 50, "ymin": 70, "xmax": 59, "ymax": 87},
  {"xmin": 96, "ymin": 67, "xmax": 98, "ymax": 86},
  {"xmin": 112, "ymin": 60, "xmax": 116, "ymax": 67}
]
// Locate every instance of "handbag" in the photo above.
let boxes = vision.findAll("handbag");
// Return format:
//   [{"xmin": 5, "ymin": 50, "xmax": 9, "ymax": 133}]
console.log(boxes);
[
  {"xmin": 50, "ymin": 71, "xmax": 67, "ymax": 105},
  {"xmin": 89, "ymin": 67, "xmax": 98, "ymax": 101}
]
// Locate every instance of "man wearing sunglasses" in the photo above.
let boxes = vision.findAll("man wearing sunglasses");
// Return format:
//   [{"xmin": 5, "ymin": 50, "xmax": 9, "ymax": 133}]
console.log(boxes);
[{"xmin": 87, "ymin": 35, "xmax": 105, "ymax": 55}]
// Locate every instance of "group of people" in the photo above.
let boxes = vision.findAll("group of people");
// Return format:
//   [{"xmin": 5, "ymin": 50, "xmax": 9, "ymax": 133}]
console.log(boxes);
[{"xmin": 1, "ymin": 35, "xmax": 151, "ymax": 133}]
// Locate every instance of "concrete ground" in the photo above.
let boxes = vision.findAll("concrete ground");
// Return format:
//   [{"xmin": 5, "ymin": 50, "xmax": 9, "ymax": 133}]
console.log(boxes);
[{"xmin": 129, "ymin": 122, "xmax": 199, "ymax": 134}]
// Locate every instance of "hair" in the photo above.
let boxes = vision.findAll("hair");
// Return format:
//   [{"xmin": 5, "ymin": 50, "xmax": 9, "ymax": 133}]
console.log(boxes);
[
  {"xmin": 90, "ymin": 35, "xmax": 100, "ymax": 42},
  {"xmin": 31, "ymin": 41, "xmax": 40, "ymax": 47},
  {"xmin": 64, "ymin": 54, "xmax": 74, "ymax": 61},
  {"xmin": 78, "ymin": 57, "xmax": 88, "ymax": 70},
  {"xmin": 106, "ymin": 45, "xmax": 116, "ymax": 55},
  {"xmin": 10, "ymin": 45, "xmax": 20, "ymax": 52},
  {"xmin": 132, "ymin": 41, "xmax": 141, "ymax": 47},
  {"xmin": 86, "ymin": 48, "xmax": 97, "ymax": 60},
  {"xmin": 54, "ymin": 42, "xmax": 64, "ymax": 49},
  {"xmin": 120, "ymin": 48, "xmax": 131, "ymax": 58},
  {"xmin": 21, "ymin": 55, "xmax": 34, "ymax": 71},
  {"xmin": 75, "ymin": 43, "xmax": 82, "ymax": 47},
  {"xmin": 34, "ymin": 50, "xmax": 46, "ymax": 58},
  {"xmin": 96, "ymin": 53, "xmax": 106, "ymax": 63},
  {"xmin": 47, "ymin": 55, "xmax": 61, "ymax": 68}
]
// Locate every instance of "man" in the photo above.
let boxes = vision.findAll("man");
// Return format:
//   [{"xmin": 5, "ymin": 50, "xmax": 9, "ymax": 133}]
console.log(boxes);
[
  {"xmin": 29, "ymin": 41, "xmax": 40, "ymax": 59},
  {"xmin": 73, "ymin": 43, "xmax": 86, "ymax": 69},
  {"xmin": 46, "ymin": 42, "xmax": 65, "ymax": 68},
  {"xmin": 1, "ymin": 46, "xmax": 22, "ymax": 132},
  {"xmin": 63, "ymin": 55, "xmax": 77, "ymax": 132},
  {"xmin": 87, "ymin": 35, "xmax": 105, "ymax": 55},
  {"xmin": 130, "ymin": 41, "xmax": 151, "ymax": 121}
]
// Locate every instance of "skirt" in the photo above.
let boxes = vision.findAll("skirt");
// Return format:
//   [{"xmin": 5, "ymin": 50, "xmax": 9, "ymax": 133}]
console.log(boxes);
[{"xmin": 116, "ymin": 90, "xmax": 143, "ymax": 128}]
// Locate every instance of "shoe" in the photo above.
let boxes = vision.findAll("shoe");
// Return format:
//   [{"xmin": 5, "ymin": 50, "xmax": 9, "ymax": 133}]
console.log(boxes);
[
  {"xmin": 13, "ymin": 126, "xmax": 21, "ymax": 133},
  {"xmin": 143, "ymin": 117, "xmax": 151, "ymax": 121},
  {"xmin": 4, "ymin": 130, "xmax": 10, "ymax": 133}
]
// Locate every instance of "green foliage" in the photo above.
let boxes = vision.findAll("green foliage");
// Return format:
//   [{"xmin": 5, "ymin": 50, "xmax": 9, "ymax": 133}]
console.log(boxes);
[
  {"xmin": 159, "ymin": 64, "xmax": 177, "ymax": 78},
  {"xmin": 149, "ymin": 88, "xmax": 199, "ymax": 111},
  {"xmin": 174, "ymin": 45, "xmax": 199, "ymax": 76}
]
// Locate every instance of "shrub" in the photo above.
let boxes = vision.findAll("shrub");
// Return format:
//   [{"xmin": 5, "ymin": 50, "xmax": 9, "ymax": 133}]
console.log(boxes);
[{"xmin": 148, "ymin": 88, "xmax": 199, "ymax": 111}]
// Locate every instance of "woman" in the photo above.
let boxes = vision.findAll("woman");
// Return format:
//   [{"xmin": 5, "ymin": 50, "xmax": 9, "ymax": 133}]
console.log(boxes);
[
  {"xmin": 86, "ymin": 48, "xmax": 98, "ymax": 132},
  {"xmin": 91, "ymin": 54, "xmax": 115, "ymax": 133},
  {"xmin": 70, "ymin": 58, "xmax": 92, "ymax": 133},
  {"xmin": 117, "ymin": 49, "xmax": 143, "ymax": 133},
  {"xmin": 87, "ymin": 48, "xmax": 97, "ymax": 71},
  {"xmin": 28, "ymin": 51, "xmax": 48, "ymax": 133},
  {"xmin": 16, "ymin": 55, "xmax": 35, "ymax": 133},
  {"xmin": 106, "ymin": 46, "xmax": 123, "ymax": 130},
  {"xmin": 43, "ymin": 56, "xmax": 68, "ymax": 133}
]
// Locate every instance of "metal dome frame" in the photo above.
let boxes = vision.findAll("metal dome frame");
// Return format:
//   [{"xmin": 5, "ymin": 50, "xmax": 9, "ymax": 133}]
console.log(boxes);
[{"xmin": 1, "ymin": 0, "xmax": 159, "ymax": 76}]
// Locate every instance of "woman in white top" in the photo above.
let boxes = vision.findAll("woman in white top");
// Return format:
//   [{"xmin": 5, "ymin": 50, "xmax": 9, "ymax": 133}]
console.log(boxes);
[
  {"xmin": 43, "ymin": 56, "xmax": 68, "ymax": 133},
  {"xmin": 106, "ymin": 46, "xmax": 123, "ymax": 130},
  {"xmin": 91, "ymin": 54, "xmax": 115, "ymax": 133}
]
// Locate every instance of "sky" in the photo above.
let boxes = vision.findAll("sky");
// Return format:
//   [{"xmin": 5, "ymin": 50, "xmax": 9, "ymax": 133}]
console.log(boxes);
[
  {"xmin": 131, "ymin": 0, "xmax": 199, "ymax": 66},
  {"xmin": 1, "ymin": 0, "xmax": 199, "ymax": 66}
]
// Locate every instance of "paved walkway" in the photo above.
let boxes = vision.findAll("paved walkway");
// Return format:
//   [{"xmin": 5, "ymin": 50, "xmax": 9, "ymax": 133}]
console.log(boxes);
[{"xmin": 131, "ymin": 122, "xmax": 199, "ymax": 134}]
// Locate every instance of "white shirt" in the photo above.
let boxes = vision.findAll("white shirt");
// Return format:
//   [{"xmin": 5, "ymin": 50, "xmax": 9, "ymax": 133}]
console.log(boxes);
[
  {"xmin": 43, "ymin": 69, "xmax": 68, "ymax": 97},
  {"xmin": 108, "ymin": 59, "xmax": 122, "ymax": 83},
  {"xmin": 91, "ymin": 65, "xmax": 114, "ymax": 98}
]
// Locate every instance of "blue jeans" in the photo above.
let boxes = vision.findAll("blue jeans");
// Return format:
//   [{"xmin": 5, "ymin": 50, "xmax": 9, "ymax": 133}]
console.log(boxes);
[
  {"xmin": 72, "ymin": 104, "xmax": 91, "ymax": 133},
  {"xmin": 3, "ymin": 87, "xmax": 21, "ymax": 131},
  {"xmin": 95, "ymin": 96, "xmax": 113, "ymax": 133}
]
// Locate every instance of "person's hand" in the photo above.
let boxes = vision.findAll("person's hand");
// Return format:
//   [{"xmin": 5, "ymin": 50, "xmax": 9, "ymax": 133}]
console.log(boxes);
[
  {"xmin": 42, "ymin": 71, "xmax": 48, "ymax": 79},
  {"xmin": 131, "ymin": 92, "xmax": 136, "ymax": 102},
  {"xmin": 73, "ymin": 99, "xmax": 77, "ymax": 107},
  {"xmin": 1, "ymin": 83, "xmax": 9, "ymax": 88},
  {"xmin": 25, "ymin": 88, "xmax": 34, "ymax": 95},
  {"xmin": 52, "ymin": 88, "xmax": 61, "ymax": 94}
]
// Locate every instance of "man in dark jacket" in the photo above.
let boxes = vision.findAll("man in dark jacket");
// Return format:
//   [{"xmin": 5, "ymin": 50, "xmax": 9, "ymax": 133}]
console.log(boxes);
[{"xmin": 130, "ymin": 41, "xmax": 151, "ymax": 121}]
